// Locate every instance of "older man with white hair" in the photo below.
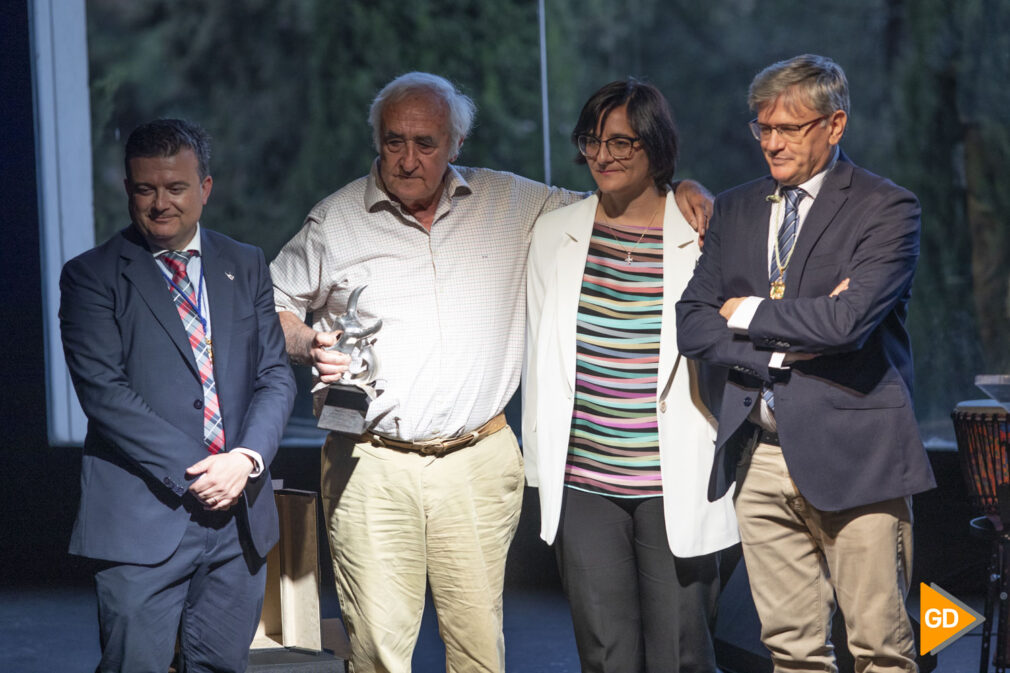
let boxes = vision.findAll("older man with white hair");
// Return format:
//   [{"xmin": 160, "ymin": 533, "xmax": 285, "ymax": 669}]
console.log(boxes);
[{"xmin": 271, "ymin": 72, "xmax": 711, "ymax": 672}]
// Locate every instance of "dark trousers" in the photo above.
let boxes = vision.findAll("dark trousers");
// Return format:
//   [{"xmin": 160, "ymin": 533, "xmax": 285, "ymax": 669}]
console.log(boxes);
[
  {"xmin": 93, "ymin": 502, "xmax": 266, "ymax": 673},
  {"xmin": 554, "ymin": 488, "xmax": 721, "ymax": 673}
]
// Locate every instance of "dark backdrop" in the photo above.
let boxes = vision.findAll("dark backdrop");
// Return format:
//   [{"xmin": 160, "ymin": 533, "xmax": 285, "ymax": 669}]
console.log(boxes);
[
  {"xmin": 0, "ymin": 0, "xmax": 985, "ymax": 611},
  {"xmin": 0, "ymin": 0, "xmax": 87, "ymax": 586}
]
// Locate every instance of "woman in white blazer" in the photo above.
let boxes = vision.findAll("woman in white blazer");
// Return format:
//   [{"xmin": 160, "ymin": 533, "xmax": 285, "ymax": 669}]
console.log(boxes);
[{"xmin": 523, "ymin": 80, "xmax": 738, "ymax": 673}]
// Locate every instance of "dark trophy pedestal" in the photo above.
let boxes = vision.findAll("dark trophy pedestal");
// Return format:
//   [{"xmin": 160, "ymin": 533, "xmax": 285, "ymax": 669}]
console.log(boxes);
[{"xmin": 316, "ymin": 384, "xmax": 374, "ymax": 436}]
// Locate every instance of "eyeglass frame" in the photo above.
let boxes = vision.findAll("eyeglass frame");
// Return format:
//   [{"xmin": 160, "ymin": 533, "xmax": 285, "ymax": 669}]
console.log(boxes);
[
  {"xmin": 576, "ymin": 134, "xmax": 641, "ymax": 160},
  {"xmin": 748, "ymin": 115, "xmax": 829, "ymax": 142}
]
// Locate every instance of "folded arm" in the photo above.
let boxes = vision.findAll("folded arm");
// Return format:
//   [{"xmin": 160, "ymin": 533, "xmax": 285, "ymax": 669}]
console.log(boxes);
[
  {"xmin": 746, "ymin": 186, "xmax": 920, "ymax": 354},
  {"xmin": 675, "ymin": 205, "xmax": 777, "ymax": 383}
]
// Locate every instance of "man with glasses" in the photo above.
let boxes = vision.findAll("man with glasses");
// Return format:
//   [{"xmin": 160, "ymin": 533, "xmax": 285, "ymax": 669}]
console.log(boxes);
[
  {"xmin": 677, "ymin": 54, "xmax": 935, "ymax": 672},
  {"xmin": 270, "ymin": 72, "xmax": 711, "ymax": 673}
]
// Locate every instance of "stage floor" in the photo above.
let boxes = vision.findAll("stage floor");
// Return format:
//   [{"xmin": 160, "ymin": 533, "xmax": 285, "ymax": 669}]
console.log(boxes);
[{"xmin": 0, "ymin": 581, "xmax": 992, "ymax": 673}]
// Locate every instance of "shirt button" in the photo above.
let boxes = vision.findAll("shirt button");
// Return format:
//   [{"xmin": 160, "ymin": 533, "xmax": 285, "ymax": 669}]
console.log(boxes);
[
  {"xmin": 659, "ymin": 400, "xmax": 667, "ymax": 413},
  {"xmin": 194, "ymin": 399, "xmax": 204, "ymax": 409},
  {"xmin": 743, "ymin": 397, "xmax": 753, "ymax": 407}
]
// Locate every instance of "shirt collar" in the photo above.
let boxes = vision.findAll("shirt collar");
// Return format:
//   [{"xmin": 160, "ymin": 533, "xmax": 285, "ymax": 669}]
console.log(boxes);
[
  {"xmin": 778, "ymin": 146, "xmax": 839, "ymax": 201},
  {"xmin": 364, "ymin": 160, "xmax": 473, "ymax": 215},
  {"xmin": 151, "ymin": 224, "xmax": 202, "ymax": 259}
]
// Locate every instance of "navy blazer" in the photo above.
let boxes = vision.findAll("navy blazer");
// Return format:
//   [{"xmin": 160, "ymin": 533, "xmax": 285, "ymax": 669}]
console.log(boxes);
[
  {"xmin": 676, "ymin": 156, "xmax": 936, "ymax": 512},
  {"xmin": 60, "ymin": 226, "xmax": 296, "ymax": 564}
]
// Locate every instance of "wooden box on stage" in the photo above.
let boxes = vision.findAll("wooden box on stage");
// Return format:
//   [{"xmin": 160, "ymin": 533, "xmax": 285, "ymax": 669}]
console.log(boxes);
[{"xmin": 252, "ymin": 488, "xmax": 324, "ymax": 651}]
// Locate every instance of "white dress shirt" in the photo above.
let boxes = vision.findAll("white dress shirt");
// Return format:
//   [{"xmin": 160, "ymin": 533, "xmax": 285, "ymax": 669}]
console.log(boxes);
[{"xmin": 726, "ymin": 149, "xmax": 839, "ymax": 429}]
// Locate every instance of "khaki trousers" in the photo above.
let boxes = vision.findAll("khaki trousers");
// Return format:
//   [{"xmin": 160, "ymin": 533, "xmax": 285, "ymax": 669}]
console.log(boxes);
[
  {"xmin": 735, "ymin": 441, "xmax": 917, "ymax": 673},
  {"xmin": 321, "ymin": 426, "xmax": 524, "ymax": 673}
]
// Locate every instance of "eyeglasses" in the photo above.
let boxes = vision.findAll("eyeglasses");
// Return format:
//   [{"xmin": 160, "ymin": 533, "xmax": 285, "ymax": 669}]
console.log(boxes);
[
  {"xmin": 577, "ymin": 134, "xmax": 640, "ymax": 160},
  {"xmin": 748, "ymin": 115, "xmax": 828, "ymax": 142}
]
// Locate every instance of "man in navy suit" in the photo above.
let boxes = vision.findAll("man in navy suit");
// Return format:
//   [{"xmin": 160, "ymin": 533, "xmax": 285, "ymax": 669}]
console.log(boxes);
[
  {"xmin": 676, "ymin": 55, "xmax": 936, "ymax": 672},
  {"xmin": 60, "ymin": 119, "xmax": 296, "ymax": 673}
]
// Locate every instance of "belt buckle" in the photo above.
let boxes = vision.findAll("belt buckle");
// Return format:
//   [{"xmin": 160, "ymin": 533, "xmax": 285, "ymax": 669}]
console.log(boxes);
[{"xmin": 415, "ymin": 439, "xmax": 448, "ymax": 456}]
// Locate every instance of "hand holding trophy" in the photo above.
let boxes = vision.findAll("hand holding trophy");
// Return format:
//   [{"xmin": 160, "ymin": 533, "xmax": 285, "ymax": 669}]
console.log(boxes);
[{"xmin": 317, "ymin": 285, "xmax": 383, "ymax": 434}]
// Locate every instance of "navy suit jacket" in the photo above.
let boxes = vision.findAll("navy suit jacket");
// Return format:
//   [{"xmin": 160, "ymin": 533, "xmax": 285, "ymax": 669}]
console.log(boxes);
[
  {"xmin": 60, "ymin": 226, "xmax": 296, "ymax": 564},
  {"xmin": 676, "ymin": 155, "xmax": 936, "ymax": 512}
]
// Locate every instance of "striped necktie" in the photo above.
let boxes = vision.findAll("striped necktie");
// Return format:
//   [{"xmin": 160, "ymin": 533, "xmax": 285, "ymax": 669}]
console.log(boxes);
[
  {"xmin": 769, "ymin": 187, "xmax": 805, "ymax": 297},
  {"xmin": 763, "ymin": 187, "xmax": 805, "ymax": 411},
  {"xmin": 160, "ymin": 250, "xmax": 226, "ymax": 454}
]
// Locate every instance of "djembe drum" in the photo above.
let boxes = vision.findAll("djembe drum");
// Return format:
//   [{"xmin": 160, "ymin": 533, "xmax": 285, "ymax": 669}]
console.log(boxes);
[{"xmin": 953, "ymin": 399, "xmax": 1010, "ymax": 673}]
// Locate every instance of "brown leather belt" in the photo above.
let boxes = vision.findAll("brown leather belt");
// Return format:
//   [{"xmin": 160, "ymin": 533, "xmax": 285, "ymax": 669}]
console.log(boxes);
[{"xmin": 362, "ymin": 413, "xmax": 508, "ymax": 457}]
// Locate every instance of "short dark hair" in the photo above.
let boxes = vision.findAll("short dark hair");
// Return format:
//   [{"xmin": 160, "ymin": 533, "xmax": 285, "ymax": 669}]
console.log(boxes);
[
  {"xmin": 124, "ymin": 119, "xmax": 212, "ymax": 180},
  {"xmin": 571, "ymin": 79, "xmax": 679, "ymax": 189}
]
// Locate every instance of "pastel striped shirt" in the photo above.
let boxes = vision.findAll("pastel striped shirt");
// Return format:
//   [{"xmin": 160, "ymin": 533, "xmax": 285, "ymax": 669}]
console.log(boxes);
[{"xmin": 564, "ymin": 219, "xmax": 664, "ymax": 498}]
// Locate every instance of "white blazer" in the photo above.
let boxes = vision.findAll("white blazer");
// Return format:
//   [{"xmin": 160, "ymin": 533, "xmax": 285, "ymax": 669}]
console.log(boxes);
[{"xmin": 523, "ymin": 190, "xmax": 739, "ymax": 558}]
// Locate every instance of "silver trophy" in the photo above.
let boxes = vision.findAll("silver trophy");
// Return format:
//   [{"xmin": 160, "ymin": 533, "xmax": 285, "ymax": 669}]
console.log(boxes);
[{"xmin": 316, "ymin": 285, "xmax": 383, "ymax": 435}]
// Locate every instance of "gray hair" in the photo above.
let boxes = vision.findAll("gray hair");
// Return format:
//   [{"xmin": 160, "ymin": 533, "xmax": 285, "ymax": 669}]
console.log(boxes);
[
  {"xmin": 748, "ymin": 54, "xmax": 850, "ymax": 117},
  {"xmin": 368, "ymin": 72, "xmax": 477, "ymax": 158}
]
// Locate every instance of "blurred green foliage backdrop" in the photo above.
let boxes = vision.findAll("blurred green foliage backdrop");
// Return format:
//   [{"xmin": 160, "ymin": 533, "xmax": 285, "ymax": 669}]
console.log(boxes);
[{"xmin": 87, "ymin": 0, "xmax": 1010, "ymax": 441}]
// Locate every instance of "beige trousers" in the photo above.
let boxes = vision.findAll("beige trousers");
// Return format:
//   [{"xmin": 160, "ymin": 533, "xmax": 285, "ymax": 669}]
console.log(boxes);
[
  {"xmin": 321, "ymin": 426, "xmax": 524, "ymax": 673},
  {"xmin": 735, "ymin": 441, "xmax": 917, "ymax": 673}
]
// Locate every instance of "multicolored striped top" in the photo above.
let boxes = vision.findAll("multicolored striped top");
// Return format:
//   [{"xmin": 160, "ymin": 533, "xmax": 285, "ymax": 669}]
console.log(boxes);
[{"xmin": 564, "ymin": 218, "xmax": 664, "ymax": 498}]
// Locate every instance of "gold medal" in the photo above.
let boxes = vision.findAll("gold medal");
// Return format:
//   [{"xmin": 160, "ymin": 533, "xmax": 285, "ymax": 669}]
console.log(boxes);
[{"xmin": 769, "ymin": 189, "xmax": 803, "ymax": 302}]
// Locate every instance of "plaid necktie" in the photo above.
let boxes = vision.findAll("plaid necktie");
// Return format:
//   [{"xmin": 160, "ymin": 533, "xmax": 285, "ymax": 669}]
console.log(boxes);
[
  {"xmin": 763, "ymin": 187, "xmax": 805, "ymax": 411},
  {"xmin": 160, "ymin": 250, "xmax": 226, "ymax": 454}
]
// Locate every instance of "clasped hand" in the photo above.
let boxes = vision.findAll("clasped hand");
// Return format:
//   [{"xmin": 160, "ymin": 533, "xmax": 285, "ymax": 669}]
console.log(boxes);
[{"xmin": 186, "ymin": 452, "xmax": 255, "ymax": 511}]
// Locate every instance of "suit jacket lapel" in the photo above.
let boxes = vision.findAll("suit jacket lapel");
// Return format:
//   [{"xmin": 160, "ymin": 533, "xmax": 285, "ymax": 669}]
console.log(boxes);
[
  {"xmin": 657, "ymin": 191, "xmax": 697, "ymax": 392},
  {"xmin": 555, "ymin": 195, "xmax": 598, "ymax": 395},
  {"xmin": 745, "ymin": 178, "xmax": 776, "ymax": 294},
  {"xmin": 789, "ymin": 158, "xmax": 853, "ymax": 296},
  {"xmin": 201, "ymin": 231, "xmax": 235, "ymax": 391},
  {"xmin": 119, "ymin": 228, "xmax": 199, "ymax": 378}
]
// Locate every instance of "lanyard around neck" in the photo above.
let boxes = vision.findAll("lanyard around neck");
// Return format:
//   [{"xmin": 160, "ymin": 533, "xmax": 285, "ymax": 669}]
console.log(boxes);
[{"xmin": 159, "ymin": 255, "xmax": 209, "ymax": 335}]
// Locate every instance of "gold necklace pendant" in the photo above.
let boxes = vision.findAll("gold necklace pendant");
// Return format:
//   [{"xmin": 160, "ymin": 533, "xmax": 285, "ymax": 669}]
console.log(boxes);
[
  {"xmin": 600, "ymin": 199, "xmax": 661, "ymax": 265},
  {"xmin": 770, "ymin": 280, "xmax": 785, "ymax": 300}
]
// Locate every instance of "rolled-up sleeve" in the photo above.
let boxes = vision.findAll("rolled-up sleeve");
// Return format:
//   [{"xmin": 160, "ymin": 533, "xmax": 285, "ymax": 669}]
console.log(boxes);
[{"xmin": 271, "ymin": 215, "xmax": 328, "ymax": 320}]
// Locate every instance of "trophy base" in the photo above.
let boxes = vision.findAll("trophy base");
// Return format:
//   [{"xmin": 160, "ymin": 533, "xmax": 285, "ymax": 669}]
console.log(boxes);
[{"xmin": 317, "ymin": 383, "xmax": 373, "ymax": 436}]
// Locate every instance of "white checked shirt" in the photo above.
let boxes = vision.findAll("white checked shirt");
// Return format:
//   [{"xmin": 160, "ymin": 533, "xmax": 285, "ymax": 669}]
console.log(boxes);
[{"xmin": 271, "ymin": 161, "xmax": 580, "ymax": 441}]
